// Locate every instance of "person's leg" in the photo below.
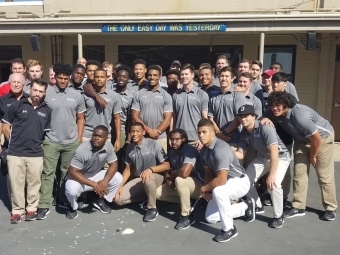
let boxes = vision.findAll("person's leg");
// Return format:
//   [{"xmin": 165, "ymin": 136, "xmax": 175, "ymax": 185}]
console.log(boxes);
[
  {"xmin": 58, "ymin": 140, "xmax": 80, "ymax": 203},
  {"xmin": 143, "ymin": 173, "xmax": 164, "ymax": 209},
  {"xmin": 25, "ymin": 157, "xmax": 44, "ymax": 212},
  {"xmin": 175, "ymin": 176, "xmax": 202, "ymax": 216},
  {"xmin": 156, "ymin": 183, "xmax": 180, "ymax": 203},
  {"xmin": 39, "ymin": 140, "xmax": 61, "ymax": 209},
  {"xmin": 212, "ymin": 176, "xmax": 250, "ymax": 231},
  {"xmin": 65, "ymin": 178, "xmax": 85, "ymax": 210},
  {"xmin": 116, "ymin": 133, "xmax": 127, "ymax": 173},
  {"xmin": 243, "ymin": 144, "xmax": 257, "ymax": 169},
  {"xmin": 157, "ymin": 138, "xmax": 168, "ymax": 154},
  {"xmin": 104, "ymin": 172, "xmax": 123, "ymax": 202},
  {"xmin": 114, "ymin": 177, "xmax": 147, "ymax": 206},
  {"xmin": 315, "ymin": 133, "xmax": 337, "ymax": 211},
  {"xmin": 7, "ymin": 156, "xmax": 26, "ymax": 215},
  {"xmin": 268, "ymin": 159, "xmax": 290, "ymax": 218},
  {"xmin": 282, "ymin": 143, "xmax": 293, "ymax": 200},
  {"xmin": 291, "ymin": 141, "xmax": 310, "ymax": 210}
]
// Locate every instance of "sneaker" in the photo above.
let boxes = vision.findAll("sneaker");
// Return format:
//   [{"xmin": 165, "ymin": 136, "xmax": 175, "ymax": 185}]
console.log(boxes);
[
  {"xmin": 139, "ymin": 200, "xmax": 148, "ymax": 210},
  {"xmin": 66, "ymin": 208, "xmax": 78, "ymax": 219},
  {"xmin": 143, "ymin": 208, "xmax": 159, "ymax": 222},
  {"xmin": 255, "ymin": 206, "xmax": 265, "ymax": 214},
  {"xmin": 36, "ymin": 208, "xmax": 50, "ymax": 220},
  {"xmin": 77, "ymin": 197, "xmax": 87, "ymax": 209},
  {"xmin": 213, "ymin": 226, "xmax": 238, "ymax": 243},
  {"xmin": 269, "ymin": 216, "xmax": 284, "ymax": 229},
  {"xmin": 57, "ymin": 201, "xmax": 69, "ymax": 209},
  {"xmin": 284, "ymin": 207, "xmax": 305, "ymax": 218},
  {"xmin": 25, "ymin": 211, "xmax": 37, "ymax": 221},
  {"xmin": 262, "ymin": 193, "xmax": 272, "ymax": 206},
  {"xmin": 283, "ymin": 198, "xmax": 290, "ymax": 209},
  {"xmin": 322, "ymin": 210, "xmax": 336, "ymax": 221},
  {"xmin": 93, "ymin": 198, "xmax": 111, "ymax": 214},
  {"xmin": 175, "ymin": 214, "xmax": 195, "ymax": 230},
  {"xmin": 244, "ymin": 198, "xmax": 255, "ymax": 222},
  {"xmin": 10, "ymin": 214, "xmax": 22, "ymax": 224}
]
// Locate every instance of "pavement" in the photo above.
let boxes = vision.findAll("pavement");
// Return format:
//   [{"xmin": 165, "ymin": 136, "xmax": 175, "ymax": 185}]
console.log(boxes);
[{"xmin": 0, "ymin": 162, "xmax": 339, "ymax": 255}]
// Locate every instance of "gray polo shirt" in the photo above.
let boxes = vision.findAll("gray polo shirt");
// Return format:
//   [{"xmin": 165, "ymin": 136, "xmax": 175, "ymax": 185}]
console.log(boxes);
[
  {"xmin": 262, "ymin": 85, "xmax": 299, "ymax": 111},
  {"xmin": 116, "ymin": 88, "xmax": 133, "ymax": 134},
  {"xmin": 232, "ymin": 80, "xmax": 263, "ymax": 103},
  {"xmin": 285, "ymin": 81, "xmax": 299, "ymax": 101},
  {"xmin": 238, "ymin": 120, "xmax": 290, "ymax": 160},
  {"xmin": 244, "ymin": 93, "xmax": 263, "ymax": 118},
  {"xmin": 68, "ymin": 81, "xmax": 84, "ymax": 95},
  {"xmin": 106, "ymin": 79, "xmax": 116, "ymax": 91},
  {"xmin": 213, "ymin": 76, "xmax": 220, "ymax": 87},
  {"xmin": 127, "ymin": 80, "xmax": 149, "ymax": 96},
  {"xmin": 45, "ymin": 85, "xmax": 86, "ymax": 144},
  {"xmin": 23, "ymin": 80, "xmax": 31, "ymax": 94},
  {"xmin": 70, "ymin": 140, "xmax": 117, "ymax": 177},
  {"xmin": 200, "ymin": 137, "xmax": 245, "ymax": 178},
  {"xmin": 83, "ymin": 88, "xmax": 122, "ymax": 138},
  {"xmin": 131, "ymin": 86, "xmax": 173, "ymax": 139},
  {"xmin": 264, "ymin": 104, "xmax": 333, "ymax": 143},
  {"xmin": 169, "ymin": 143, "xmax": 205, "ymax": 182},
  {"xmin": 125, "ymin": 138, "xmax": 168, "ymax": 177},
  {"xmin": 208, "ymin": 90, "xmax": 246, "ymax": 144},
  {"xmin": 173, "ymin": 86, "xmax": 209, "ymax": 141}
]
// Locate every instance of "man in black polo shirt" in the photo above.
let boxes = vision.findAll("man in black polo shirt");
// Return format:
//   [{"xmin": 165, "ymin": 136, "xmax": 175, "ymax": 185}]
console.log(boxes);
[{"xmin": 2, "ymin": 79, "xmax": 51, "ymax": 224}]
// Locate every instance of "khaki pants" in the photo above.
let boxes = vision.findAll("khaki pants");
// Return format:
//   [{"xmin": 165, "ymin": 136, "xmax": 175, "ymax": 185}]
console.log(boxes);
[
  {"xmin": 7, "ymin": 156, "xmax": 43, "ymax": 215},
  {"xmin": 292, "ymin": 133, "xmax": 337, "ymax": 211},
  {"xmin": 157, "ymin": 137, "xmax": 168, "ymax": 154},
  {"xmin": 115, "ymin": 173, "xmax": 164, "ymax": 209},
  {"xmin": 156, "ymin": 176, "xmax": 202, "ymax": 216}
]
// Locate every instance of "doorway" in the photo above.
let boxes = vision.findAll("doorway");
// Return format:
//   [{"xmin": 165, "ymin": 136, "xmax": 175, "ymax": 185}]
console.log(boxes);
[
  {"xmin": 331, "ymin": 61, "xmax": 340, "ymax": 141},
  {"xmin": 0, "ymin": 63, "xmax": 11, "ymax": 84}
]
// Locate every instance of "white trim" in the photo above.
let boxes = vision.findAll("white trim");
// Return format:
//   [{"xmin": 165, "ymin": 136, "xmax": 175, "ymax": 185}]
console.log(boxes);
[
  {"xmin": 306, "ymin": 129, "xmax": 318, "ymax": 137},
  {"xmin": 267, "ymin": 142, "xmax": 278, "ymax": 148},
  {"xmin": 77, "ymin": 109, "xmax": 86, "ymax": 114},
  {"xmin": 0, "ymin": 1, "xmax": 43, "ymax": 7},
  {"xmin": 130, "ymin": 107, "xmax": 140, "ymax": 111},
  {"xmin": 183, "ymin": 161, "xmax": 195, "ymax": 166},
  {"xmin": 70, "ymin": 164, "xmax": 82, "ymax": 170},
  {"xmin": 2, "ymin": 119, "xmax": 12, "ymax": 125},
  {"xmin": 107, "ymin": 159, "xmax": 117, "ymax": 163},
  {"xmin": 316, "ymin": 125, "xmax": 332, "ymax": 135}
]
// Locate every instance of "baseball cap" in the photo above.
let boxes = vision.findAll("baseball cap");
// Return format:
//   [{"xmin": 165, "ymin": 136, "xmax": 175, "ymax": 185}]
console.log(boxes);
[
  {"xmin": 261, "ymin": 69, "xmax": 275, "ymax": 77},
  {"xmin": 237, "ymin": 104, "xmax": 256, "ymax": 116},
  {"xmin": 170, "ymin": 60, "xmax": 181, "ymax": 67}
]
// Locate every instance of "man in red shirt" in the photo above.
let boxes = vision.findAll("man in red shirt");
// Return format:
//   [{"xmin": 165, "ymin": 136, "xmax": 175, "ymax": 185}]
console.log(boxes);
[{"xmin": 0, "ymin": 58, "xmax": 26, "ymax": 96}]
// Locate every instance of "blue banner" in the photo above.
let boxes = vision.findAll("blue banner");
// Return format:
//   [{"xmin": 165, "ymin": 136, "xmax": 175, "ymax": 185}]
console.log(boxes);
[{"xmin": 101, "ymin": 23, "xmax": 227, "ymax": 33}]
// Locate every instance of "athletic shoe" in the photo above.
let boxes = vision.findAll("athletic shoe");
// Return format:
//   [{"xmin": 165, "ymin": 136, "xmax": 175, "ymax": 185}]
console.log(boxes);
[
  {"xmin": 66, "ymin": 208, "xmax": 78, "ymax": 219},
  {"xmin": 143, "ymin": 208, "xmax": 159, "ymax": 222},
  {"xmin": 36, "ymin": 208, "xmax": 50, "ymax": 220},
  {"xmin": 262, "ymin": 193, "xmax": 272, "ymax": 206},
  {"xmin": 77, "ymin": 197, "xmax": 88, "ymax": 209},
  {"xmin": 283, "ymin": 198, "xmax": 290, "ymax": 209},
  {"xmin": 93, "ymin": 198, "xmax": 111, "ymax": 214},
  {"xmin": 269, "ymin": 216, "xmax": 284, "ymax": 229},
  {"xmin": 139, "ymin": 200, "xmax": 148, "ymax": 210},
  {"xmin": 255, "ymin": 206, "xmax": 265, "ymax": 214},
  {"xmin": 57, "ymin": 201, "xmax": 69, "ymax": 209},
  {"xmin": 213, "ymin": 226, "xmax": 238, "ymax": 243},
  {"xmin": 322, "ymin": 210, "xmax": 336, "ymax": 221},
  {"xmin": 10, "ymin": 214, "xmax": 22, "ymax": 224},
  {"xmin": 175, "ymin": 214, "xmax": 195, "ymax": 230},
  {"xmin": 244, "ymin": 198, "xmax": 255, "ymax": 222},
  {"xmin": 25, "ymin": 211, "xmax": 37, "ymax": 221},
  {"xmin": 284, "ymin": 208, "xmax": 305, "ymax": 218}
]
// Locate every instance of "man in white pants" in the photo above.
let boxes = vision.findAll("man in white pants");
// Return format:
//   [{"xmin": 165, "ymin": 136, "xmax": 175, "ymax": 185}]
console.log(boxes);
[
  {"xmin": 198, "ymin": 119, "xmax": 254, "ymax": 243},
  {"xmin": 232, "ymin": 105, "xmax": 291, "ymax": 228},
  {"xmin": 65, "ymin": 125, "xmax": 122, "ymax": 219}
]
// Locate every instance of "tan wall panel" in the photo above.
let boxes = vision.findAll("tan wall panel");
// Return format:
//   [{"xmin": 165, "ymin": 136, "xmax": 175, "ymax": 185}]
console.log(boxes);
[{"xmin": 50, "ymin": 0, "xmax": 315, "ymax": 14}]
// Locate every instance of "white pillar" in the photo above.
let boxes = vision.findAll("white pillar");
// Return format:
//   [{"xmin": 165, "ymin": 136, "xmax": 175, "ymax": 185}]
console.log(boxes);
[
  {"xmin": 78, "ymin": 34, "xmax": 83, "ymax": 58},
  {"xmin": 259, "ymin": 32, "xmax": 265, "ymax": 65}
]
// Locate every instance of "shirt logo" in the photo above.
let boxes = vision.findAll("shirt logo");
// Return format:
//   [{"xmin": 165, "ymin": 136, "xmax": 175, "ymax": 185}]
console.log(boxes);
[
  {"xmin": 7, "ymin": 104, "xmax": 11, "ymax": 106},
  {"xmin": 23, "ymin": 110, "xmax": 27, "ymax": 113},
  {"xmin": 52, "ymin": 98, "xmax": 56, "ymax": 101},
  {"xmin": 37, "ymin": 111, "xmax": 46, "ymax": 117},
  {"xmin": 66, "ymin": 98, "xmax": 75, "ymax": 102}
]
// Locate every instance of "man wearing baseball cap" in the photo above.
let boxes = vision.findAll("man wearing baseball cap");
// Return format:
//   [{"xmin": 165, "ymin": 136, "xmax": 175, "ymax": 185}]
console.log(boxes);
[
  {"xmin": 261, "ymin": 69, "xmax": 275, "ymax": 110},
  {"xmin": 231, "ymin": 104, "xmax": 291, "ymax": 228},
  {"xmin": 160, "ymin": 60, "xmax": 182, "ymax": 84}
]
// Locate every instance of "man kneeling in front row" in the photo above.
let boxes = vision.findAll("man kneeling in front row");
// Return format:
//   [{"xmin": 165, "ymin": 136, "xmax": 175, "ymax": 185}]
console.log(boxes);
[
  {"xmin": 65, "ymin": 125, "xmax": 123, "ymax": 219},
  {"xmin": 156, "ymin": 129, "xmax": 205, "ymax": 230}
]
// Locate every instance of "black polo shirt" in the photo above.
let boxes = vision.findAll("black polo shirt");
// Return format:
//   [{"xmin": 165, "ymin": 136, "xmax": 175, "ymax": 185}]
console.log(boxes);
[
  {"xmin": 2, "ymin": 98, "xmax": 51, "ymax": 157},
  {"xmin": 0, "ymin": 92, "xmax": 30, "ymax": 120}
]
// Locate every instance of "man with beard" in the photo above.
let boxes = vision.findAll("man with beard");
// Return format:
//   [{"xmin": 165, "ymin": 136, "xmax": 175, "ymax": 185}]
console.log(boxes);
[
  {"xmin": 165, "ymin": 69, "xmax": 180, "ymax": 96},
  {"xmin": 198, "ymin": 66, "xmax": 220, "ymax": 99},
  {"xmin": 131, "ymin": 65, "xmax": 173, "ymax": 153},
  {"xmin": 213, "ymin": 55, "xmax": 228, "ymax": 86},
  {"xmin": 3, "ymin": 79, "xmax": 51, "ymax": 223},
  {"xmin": 68, "ymin": 64, "xmax": 86, "ymax": 93}
]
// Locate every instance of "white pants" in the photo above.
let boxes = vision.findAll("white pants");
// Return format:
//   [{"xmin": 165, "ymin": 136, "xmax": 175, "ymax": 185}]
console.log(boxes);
[
  {"xmin": 65, "ymin": 170, "xmax": 123, "ymax": 210},
  {"xmin": 246, "ymin": 156, "xmax": 290, "ymax": 218},
  {"xmin": 205, "ymin": 175, "xmax": 251, "ymax": 231}
]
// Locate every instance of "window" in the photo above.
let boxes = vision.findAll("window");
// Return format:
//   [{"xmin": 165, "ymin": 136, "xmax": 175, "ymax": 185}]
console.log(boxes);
[
  {"xmin": 72, "ymin": 45, "xmax": 105, "ymax": 65},
  {"xmin": 0, "ymin": 45, "xmax": 22, "ymax": 61},
  {"xmin": 336, "ymin": 45, "xmax": 340, "ymax": 62},
  {"xmin": 262, "ymin": 45, "xmax": 296, "ymax": 83},
  {"xmin": 118, "ymin": 45, "xmax": 243, "ymax": 72}
]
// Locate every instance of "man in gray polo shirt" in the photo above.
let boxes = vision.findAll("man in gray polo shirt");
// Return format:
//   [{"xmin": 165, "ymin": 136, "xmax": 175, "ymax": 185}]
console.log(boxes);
[
  {"xmin": 83, "ymin": 68, "xmax": 122, "ymax": 151},
  {"xmin": 68, "ymin": 64, "xmax": 86, "ymax": 93},
  {"xmin": 232, "ymin": 105, "xmax": 291, "ymax": 229},
  {"xmin": 172, "ymin": 63, "xmax": 209, "ymax": 148},
  {"xmin": 127, "ymin": 59, "xmax": 149, "ymax": 96},
  {"xmin": 114, "ymin": 122, "xmax": 170, "ymax": 222},
  {"xmin": 131, "ymin": 65, "xmax": 172, "ymax": 153},
  {"xmin": 37, "ymin": 63, "xmax": 86, "ymax": 220},
  {"xmin": 208, "ymin": 66, "xmax": 246, "ymax": 147},
  {"xmin": 156, "ymin": 128, "xmax": 205, "ymax": 230},
  {"xmin": 198, "ymin": 119, "xmax": 253, "ymax": 243},
  {"xmin": 263, "ymin": 91, "xmax": 337, "ymax": 221},
  {"xmin": 65, "ymin": 125, "xmax": 123, "ymax": 219}
]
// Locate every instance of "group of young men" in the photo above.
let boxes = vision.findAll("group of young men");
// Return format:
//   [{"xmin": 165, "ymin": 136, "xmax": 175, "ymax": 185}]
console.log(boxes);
[{"xmin": 0, "ymin": 55, "xmax": 337, "ymax": 243}]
